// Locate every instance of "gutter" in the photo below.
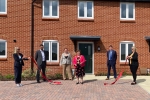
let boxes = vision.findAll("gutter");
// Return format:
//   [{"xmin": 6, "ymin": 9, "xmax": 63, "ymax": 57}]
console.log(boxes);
[{"xmin": 31, "ymin": 0, "xmax": 36, "ymax": 73}]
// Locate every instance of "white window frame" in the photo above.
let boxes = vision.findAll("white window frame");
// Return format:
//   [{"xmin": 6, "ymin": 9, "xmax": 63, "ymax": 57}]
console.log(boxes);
[
  {"xmin": 120, "ymin": 41, "xmax": 135, "ymax": 62},
  {"xmin": 120, "ymin": 2, "xmax": 135, "ymax": 20},
  {"xmin": 0, "ymin": 0, "xmax": 7, "ymax": 14},
  {"xmin": 78, "ymin": 1, "xmax": 94, "ymax": 19},
  {"xmin": 0, "ymin": 39, "xmax": 7, "ymax": 58},
  {"xmin": 43, "ymin": 40, "xmax": 59, "ymax": 62},
  {"xmin": 42, "ymin": 0, "xmax": 59, "ymax": 18}
]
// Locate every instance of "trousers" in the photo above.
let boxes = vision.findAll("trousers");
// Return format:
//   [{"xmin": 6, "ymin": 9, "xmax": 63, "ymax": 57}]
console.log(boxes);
[
  {"xmin": 36, "ymin": 61, "xmax": 46, "ymax": 81},
  {"xmin": 14, "ymin": 66, "xmax": 22, "ymax": 84}
]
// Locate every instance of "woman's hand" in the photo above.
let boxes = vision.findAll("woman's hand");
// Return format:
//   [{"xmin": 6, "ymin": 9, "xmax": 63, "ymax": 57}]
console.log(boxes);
[
  {"xmin": 27, "ymin": 57, "xmax": 31, "ymax": 59},
  {"xmin": 127, "ymin": 56, "xmax": 131, "ymax": 59},
  {"xmin": 74, "ymin": 64, "xmax": 77, "ymax": 66}
]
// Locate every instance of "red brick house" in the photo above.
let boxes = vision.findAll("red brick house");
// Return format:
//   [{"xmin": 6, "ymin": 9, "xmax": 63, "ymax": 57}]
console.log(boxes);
[{"xmin": 0, "ymin": 0, "xmax": 150, "ymax": 75}]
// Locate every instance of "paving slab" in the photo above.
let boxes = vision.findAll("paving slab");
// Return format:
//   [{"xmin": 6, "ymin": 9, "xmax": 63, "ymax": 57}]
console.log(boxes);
[{"xmin": 0, "ymin": 79, "xmax": 150, "ymax": 100}]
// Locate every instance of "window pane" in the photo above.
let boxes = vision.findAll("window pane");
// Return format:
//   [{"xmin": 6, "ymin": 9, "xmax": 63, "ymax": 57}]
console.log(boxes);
[
  {"xmin": 121, "ymin": 44, "xmax": 126, "ymax": 60},
  {"xmin": 128, "ymin": 4, "xmax": 133, "ymax": 18},
  {"xmin": 87, "ymin": 2, "xmax": 92, "ymax": 17},
  {"xmin": 79, "ymin": 2, "xmax": 84, "ymax": 17},
  {"xmin": 128, "ymin": 44, "xmax": 133, "ymax": 55},
  {"xmin": 43, "ymin": 42, "xmax": 49, "ymax": 60},
  {"xmin": 52, "ymin": 43, "xmax": 57, "ymax": 60},
  {"xmin": 44, "ymin": 0, "xmax": 50, "ymax": 16},
  {"xmin": 0, "ymin": 0, "xmax": 6, "ymax": 12},
  {"xmin": 52, "ymin": 1, "xmax": 58, "ymax": 16},
  {"xmin": 0, "ymin": 42, "xmax": 5, "ymax": 56},
  {"xmin": 121, "ymin": 4, "xmax": 126, "ymax": 18}
]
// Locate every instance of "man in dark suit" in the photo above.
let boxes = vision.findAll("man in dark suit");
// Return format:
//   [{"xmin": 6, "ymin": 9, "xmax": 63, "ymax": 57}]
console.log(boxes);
[
  {"xmin": 35, "ymin": 44, "xmax": 46, "ymax": 83},
  {"xmin": 106, "ymin": 45, "xmax": 117, "ymax": 80}
]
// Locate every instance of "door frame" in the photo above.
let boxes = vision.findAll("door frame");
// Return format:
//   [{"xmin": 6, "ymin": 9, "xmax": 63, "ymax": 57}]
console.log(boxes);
[{"xmin": 77, "ymin": 42, "xmax": 94, "ymax": 75}]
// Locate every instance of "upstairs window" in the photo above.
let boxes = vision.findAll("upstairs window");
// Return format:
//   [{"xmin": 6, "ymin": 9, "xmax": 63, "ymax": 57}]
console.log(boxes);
[
  {"xmin": 120, "ymin": 2, "xmax": 135, "ymax": 20},
  {"xmin": 78, "ymin": 1, "xmax": 94, "ymax": 19},
  {"xmin": 0, "ymin": 0, "xmax": 7, "ymax": 14},
  {"xmin": 43, "ymin": 0, "xmax": 59, "ymax": 18}
]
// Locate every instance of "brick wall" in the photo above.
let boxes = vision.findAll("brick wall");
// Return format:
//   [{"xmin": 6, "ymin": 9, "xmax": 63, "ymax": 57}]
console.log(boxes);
[
  {"xmin": 0, "ymin": 0, "xmax": 31, "ymax": 75},
  {"xmin": 0, "ymin": 0, "xmax": 150, "ymax": 75}
]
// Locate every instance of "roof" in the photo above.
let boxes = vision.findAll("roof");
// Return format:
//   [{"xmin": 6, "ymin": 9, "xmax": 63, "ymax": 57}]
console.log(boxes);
[
  {"xmin": 120, "ymin": 0, "xmax": 150, "ymax": 1},
  {"xmin": 144, "ymin": 36, "xmax": 150, "ymax": 40},
  {"xmin": 70, "ymin": 36, "xmax": 101, "ymax": 41}
]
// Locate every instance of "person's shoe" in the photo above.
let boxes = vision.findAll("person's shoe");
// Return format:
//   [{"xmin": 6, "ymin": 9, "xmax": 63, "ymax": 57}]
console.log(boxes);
[
  {"xmin": 63, "ymin": 78, "xmax": 66, "ymax": 80},
  {"xmin": 76, "ymin": 82, "xmax": 79, "ymax": 84},
  {"xmin": 37, "ymin": 81, "xmax": 41, "ymax": 83},
  {"xmin": 43, "ymin": 79, "xmax": 46, "ymax": 82},
  {"xmin": 131, "ymin": 82, "xmax": 136, "ymax": 85},
  {"xmin": 19, "ymin": 84, "xmax": 23, "ymax": 87},
  {"xmin": 80, "ymin": 82, "xmax": 83, "ymax": 84},
  {"xmin": 16, "ymin": 84, "xmax": 20, "ymax": 87},
  {"xmin": 105, "ymin": 78, "xmax": 109, "ymax": 80}
]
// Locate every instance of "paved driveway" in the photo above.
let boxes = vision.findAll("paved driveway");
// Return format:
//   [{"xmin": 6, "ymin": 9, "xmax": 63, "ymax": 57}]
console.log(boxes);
[{"xmin": 0, "ymin": 79, "xmax": 150, "ymax": 100}]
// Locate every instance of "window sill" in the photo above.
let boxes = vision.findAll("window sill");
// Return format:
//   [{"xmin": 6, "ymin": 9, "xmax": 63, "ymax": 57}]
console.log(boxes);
[
  {"xmin": 120, "ymin": 62, "xmax": 129, "ymax": 65},
  {"xmin": 120, "ymin": 20, "xmax": 136, "ymax": 23},
  {"xmin": 0, "ymin": 58, "xmax": 7, "ymax": 61},
  {"xmin": 78, "ymin": 18, "xmax": 94, "ymax": 22},
  {"xmin": 0, "ymin": 14, "xmax": 7, "ymax": 17},
  {"xmin": 46, "ymin": 62, "xmax": 59, "ymax": 66},
  {"xmin": 42, "ymin": 17, "xmax": 59, "ymax": 21}
]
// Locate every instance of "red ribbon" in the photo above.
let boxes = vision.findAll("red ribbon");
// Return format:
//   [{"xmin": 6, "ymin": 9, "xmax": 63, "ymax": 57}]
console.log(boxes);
[
  {"xmin": 30, "ymin": 57, "xmax": 61, "ymax": 85},
  {"xmin": 104, "ymin": 59, "xmax": 128, "ymax": 85}
]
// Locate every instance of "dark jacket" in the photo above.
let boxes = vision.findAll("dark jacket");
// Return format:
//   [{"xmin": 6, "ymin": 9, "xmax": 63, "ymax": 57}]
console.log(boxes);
[
  {"xmin": 35, "ymin": 50, "xmax": 47, "ymax": 66},
  {"xmin": 128, "ymin": 52, "xmax": 139, "ymax": 67},
  {"xmin": 13, "ymin": 53, "xmax": 28, "ymax": 67},
  {"xmin": 107, "ymin": 50, "xmax": 117, "ymax": 65}
]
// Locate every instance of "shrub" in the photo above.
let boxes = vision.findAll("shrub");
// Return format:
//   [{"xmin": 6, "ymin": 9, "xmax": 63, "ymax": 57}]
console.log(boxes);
[
  {"xmin": 4, "ymin": 74, "xmax": 14, "ymax": 80},
  {"xmin": 0, "ymin": 73, "xmax": 3, "ymax": 80},
  {"xmin": 21, "ymin": 68, "xmax": 36, "ymax": 80},
  {"xmin": 47, "ymin": 73, "xmax": 63, "ymax": 80},
  {"xmin": 54, "ymin": 73, "xmax": 63, "ymax": 79}
]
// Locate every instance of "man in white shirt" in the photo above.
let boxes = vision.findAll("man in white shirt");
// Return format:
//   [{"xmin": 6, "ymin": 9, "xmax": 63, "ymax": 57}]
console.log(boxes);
[{"xmin": 35, "ymin": 44, "xmax": 46, "ymax": 83}]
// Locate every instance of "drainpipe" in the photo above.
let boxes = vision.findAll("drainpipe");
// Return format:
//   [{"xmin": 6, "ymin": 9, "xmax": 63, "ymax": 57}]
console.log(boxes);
[{"xmin": 31, "ymin": 0, "xmax": 36, "ymax": 73}]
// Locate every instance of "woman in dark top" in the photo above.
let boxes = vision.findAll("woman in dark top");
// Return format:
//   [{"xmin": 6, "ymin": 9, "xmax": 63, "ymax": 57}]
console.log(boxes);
[
  {"xmin": 127, "ymin": 46, "xmax": 139, "ymax": 85},
  {"xmin": 13, "ymin": 47, "xmax": 29, "ymax": 87}
]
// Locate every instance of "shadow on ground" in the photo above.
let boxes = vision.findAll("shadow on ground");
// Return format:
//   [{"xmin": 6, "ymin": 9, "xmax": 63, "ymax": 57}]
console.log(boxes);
[
  {"xmin": 23, "ymin": 82, "xmax": 38, "ymax": 86},
  {"xmin": 84, "ymin": 79, "xmax": 97, "ymax": 83},
  {"xmin": 136, "ymin": 79, "xmax": 146, "ymax": 84}
]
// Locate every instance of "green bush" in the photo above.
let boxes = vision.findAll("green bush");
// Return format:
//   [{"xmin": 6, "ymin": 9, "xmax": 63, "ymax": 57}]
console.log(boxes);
[
  {"xmin": 54, "ymin": 73, "xmax": 63, "ymax": 79},
  {"xmin": 4, "ymin": 74, "xmax": 14, "ymax": 80},
  {"xmin": 0, "ymin": 73, "xmax": 3, "ymax": 80},
  {"xmin": 22, "ymin": 68, "xmax": 36, "ymax": 78},
  {"xmin": 47, "ymin": 73, "xmax": 63, "ymax": 80}
]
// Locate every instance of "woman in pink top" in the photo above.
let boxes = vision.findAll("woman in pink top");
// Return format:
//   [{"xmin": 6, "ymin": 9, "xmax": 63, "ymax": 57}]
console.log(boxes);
[{"xmin": 72, "ymin": 50, "xmax": 86, "ymax": 84}]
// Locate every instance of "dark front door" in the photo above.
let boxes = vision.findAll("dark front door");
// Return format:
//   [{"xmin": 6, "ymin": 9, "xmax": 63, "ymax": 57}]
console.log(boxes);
[{"xmin": 79, "ymin": 43, "xmax": 93, "ymax": 73}]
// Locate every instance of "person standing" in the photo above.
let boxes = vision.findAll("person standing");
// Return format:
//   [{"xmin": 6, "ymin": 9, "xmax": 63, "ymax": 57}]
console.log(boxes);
[
  {"xmin": 127, "ymin": 46, "xmax": 139, "ymax": 85},
  {"xmin": 72, "ymin": 50, "xmax": 86, "ymax": 84},
  {"xmin": 106, "ymin": 45, "xmax": 117, "ymax": 80},
  {"xmin": 35, "ymin": 44, "xmax": 46, "ymax": 83},
  {"xmin": 13, "ymin": 47, "xmax": 29, "ymax": 87},
  {"xmin": 60, "ymin": 48, "xmax": 72, "ymax": 80}
]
